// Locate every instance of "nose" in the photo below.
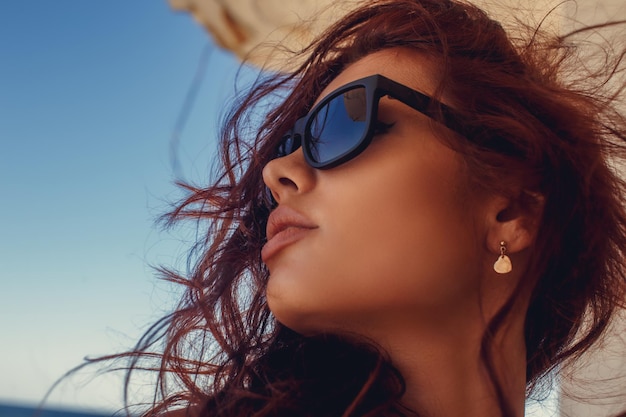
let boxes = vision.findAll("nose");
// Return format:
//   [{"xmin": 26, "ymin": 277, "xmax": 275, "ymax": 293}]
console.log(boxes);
[{"xmin": 262, "ymin": 147, "xmax": 316, "ymax": 205}]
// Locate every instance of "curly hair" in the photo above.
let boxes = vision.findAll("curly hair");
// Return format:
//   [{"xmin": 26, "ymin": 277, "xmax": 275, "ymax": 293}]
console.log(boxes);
[{"xmin": 106, "ymin": 1, "xmax": 626, "ymax": 416}]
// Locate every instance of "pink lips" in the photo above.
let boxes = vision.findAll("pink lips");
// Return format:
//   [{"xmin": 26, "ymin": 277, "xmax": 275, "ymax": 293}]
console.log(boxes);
[{"xmin": 261, "ymin": 205, "xmax": 318, "ymax": 262}]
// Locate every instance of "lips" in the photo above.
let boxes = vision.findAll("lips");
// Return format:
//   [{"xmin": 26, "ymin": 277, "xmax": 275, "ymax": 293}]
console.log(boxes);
[{"xmin": 262, "ymin": 205, "xmax": 318, "ymax": 261}]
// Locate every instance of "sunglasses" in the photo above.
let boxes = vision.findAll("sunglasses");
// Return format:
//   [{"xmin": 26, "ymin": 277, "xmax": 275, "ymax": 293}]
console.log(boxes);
[{"xmin": 274, "ymin": 74, "xmax": 467, "ymax": 169}]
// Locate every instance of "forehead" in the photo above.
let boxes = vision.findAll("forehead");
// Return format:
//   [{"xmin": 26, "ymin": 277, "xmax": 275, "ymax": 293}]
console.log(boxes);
[{"xmin": 316, "ymin": 47, "xmax": 442, "ymax": 104}]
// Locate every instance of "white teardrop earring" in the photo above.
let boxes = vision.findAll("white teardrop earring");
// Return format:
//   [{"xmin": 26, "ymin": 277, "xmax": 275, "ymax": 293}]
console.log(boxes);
[{"xmin": 493, "ymin": 241, "xmax": 513, "ymax": 274}]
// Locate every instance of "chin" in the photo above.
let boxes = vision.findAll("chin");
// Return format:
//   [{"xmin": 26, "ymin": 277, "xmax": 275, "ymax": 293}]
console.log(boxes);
[
  {"xmin": 266, "ymin": 296, "xmax": 326, "ymax": 337},
  {"xmin": 268, "ymin": 297, "xmax": 310, "ymax": 334}
]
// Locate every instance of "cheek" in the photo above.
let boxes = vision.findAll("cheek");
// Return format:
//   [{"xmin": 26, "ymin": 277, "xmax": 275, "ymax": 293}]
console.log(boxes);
[{"xmin": 324, "ymin": 167, "xmax": 479, "ymax": 309}]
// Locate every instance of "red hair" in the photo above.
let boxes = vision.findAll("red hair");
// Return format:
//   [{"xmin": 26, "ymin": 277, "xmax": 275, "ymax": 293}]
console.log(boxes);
[{"xmin": 107, "ymin": 1, "xmax": 626, "ymax": 416}]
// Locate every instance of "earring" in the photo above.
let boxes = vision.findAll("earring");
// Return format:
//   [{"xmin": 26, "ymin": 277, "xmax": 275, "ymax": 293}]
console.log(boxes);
[{"xmin": 493, "ymin": 241, "xmax": 513, "ymax": 274}]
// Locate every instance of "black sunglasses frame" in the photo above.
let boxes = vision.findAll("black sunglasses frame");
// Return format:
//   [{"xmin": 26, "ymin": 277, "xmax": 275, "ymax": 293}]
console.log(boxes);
[{"xmin": 276, "ymin": 74, "xmax": 466, "ymax": 169}]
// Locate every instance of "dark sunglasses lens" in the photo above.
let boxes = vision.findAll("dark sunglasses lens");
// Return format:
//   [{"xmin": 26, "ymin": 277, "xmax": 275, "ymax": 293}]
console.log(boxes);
[
  {"xmin": 275, "ymin": 133, "xmax": 300, "ymax": 158},
  {"xmin": 307, "ymin": 86, "xmax": 368, "ymax": 164}
]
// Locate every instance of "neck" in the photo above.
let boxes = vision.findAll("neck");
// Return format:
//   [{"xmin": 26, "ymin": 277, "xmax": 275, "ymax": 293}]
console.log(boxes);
[
  {"xmin": 360, "ymin": 308, "xmax": 527, "ymax": 417},
  {"xmin": 400, "ymin": 334, "xmax": 525, "ymax": 417}
]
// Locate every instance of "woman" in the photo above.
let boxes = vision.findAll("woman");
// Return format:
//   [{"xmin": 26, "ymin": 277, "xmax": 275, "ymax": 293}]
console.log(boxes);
[{"xmin": 120, "ymin": 0, "xmax": 626, "ymax": 416}]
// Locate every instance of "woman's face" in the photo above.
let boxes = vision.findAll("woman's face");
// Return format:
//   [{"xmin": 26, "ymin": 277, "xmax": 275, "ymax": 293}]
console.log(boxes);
[{"xmin": 262, "ymin": 48, "xmax": 491, "ymax": 337}]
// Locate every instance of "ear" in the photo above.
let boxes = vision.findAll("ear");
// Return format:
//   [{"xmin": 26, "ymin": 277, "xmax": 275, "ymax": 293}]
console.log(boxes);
[{"xmin": 484, "ymin": 191, "xmax": 544, "ymax": 255}]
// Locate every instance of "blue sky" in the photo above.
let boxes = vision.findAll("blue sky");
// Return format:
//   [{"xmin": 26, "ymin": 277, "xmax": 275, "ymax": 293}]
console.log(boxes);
[{"xmin": 0, "ymin": 1, "xmax": 254, "ymax": 411}]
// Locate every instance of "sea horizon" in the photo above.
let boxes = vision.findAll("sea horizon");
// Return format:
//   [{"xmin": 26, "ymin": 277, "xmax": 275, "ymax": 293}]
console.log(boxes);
[{"xmin": 0, "ymin": 402, "xmax": 114, "ymax": 417}]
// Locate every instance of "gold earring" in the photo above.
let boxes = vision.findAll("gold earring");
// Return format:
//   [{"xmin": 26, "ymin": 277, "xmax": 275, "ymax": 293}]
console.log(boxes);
[{"xmin": 493, "ymin": 241, "xmax": 512, "ymax": 274}]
